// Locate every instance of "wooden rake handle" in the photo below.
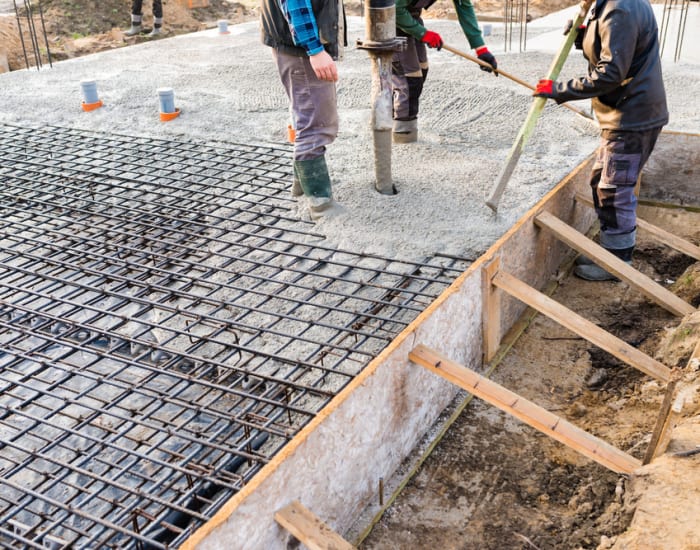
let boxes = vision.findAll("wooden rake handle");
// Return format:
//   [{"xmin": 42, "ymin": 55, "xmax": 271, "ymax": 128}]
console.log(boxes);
[{"xmin": 441, "ymin": 43, "xmax": 594, "ymax": 122}]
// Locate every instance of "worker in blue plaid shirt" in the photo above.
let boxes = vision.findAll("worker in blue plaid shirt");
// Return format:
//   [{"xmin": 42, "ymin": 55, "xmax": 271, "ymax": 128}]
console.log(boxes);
[{"xmin": 261, "ymin": 0, "xmax": 347, "ymax": 220}]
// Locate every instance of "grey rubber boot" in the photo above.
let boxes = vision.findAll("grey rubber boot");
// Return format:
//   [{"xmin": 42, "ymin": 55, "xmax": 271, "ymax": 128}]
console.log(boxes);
[
  {"xmin": 294, "ymin": 156, "xmax": 341, "ymax": 220},
  {"xmin": 124, "ymin": 15, "xmax": 142, "ymax": 36},
  {"xmin": 574, "ymin": 229, "xmax": 635, "ymax": 281},
  {"xmin": 393, "ymin": 119, "xmax": 417, "ymax": 143},
  {"xmin": 148, "ymin": 18, "xmax": 163, "ymax": 37}
]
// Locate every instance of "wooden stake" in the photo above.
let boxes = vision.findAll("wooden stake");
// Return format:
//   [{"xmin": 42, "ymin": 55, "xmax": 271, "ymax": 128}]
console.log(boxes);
[
  {"xmin": 274, "ymin": 500, "xmax": 355, "ymax": 550},
  {"xmin": 643, "ymin": 379, "xmax": 679, "ymax": 465},
  {"xmin": 644, "ymin": 338, "xmax": 700, "ymax": 463},
  {"xmin": 409, "ymin": 344, "xmax": 642, "ymax": 474},
  {"xmin": 482, "ymin": 258, "xmax": 502, "ymax": 363}
]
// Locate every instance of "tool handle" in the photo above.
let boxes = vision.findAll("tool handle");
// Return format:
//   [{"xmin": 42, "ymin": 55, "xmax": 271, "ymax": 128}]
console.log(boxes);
[
  {"xmin": 442, "ymin": 44, "xmax": 527, "ymax": 87},
  {"xmin": 485, "ymin": 0, "xmax": 596, "ymax": 212},
  {"xmin": 441, "ymin": 43, "xmax": 594, "ymax": 122}
]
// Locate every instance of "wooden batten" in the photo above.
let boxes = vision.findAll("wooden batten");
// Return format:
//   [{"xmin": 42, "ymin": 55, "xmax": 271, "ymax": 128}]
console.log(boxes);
[
  {"xmin": 409, "ymin": 345, "xmax": 642, "ymax": 474},
  {"xmin": 275, "ymin": 501, "xmax": 355, "ymax": 550},
  {"xmin": 534, "ymin": 210, "xmax": 694, "ymax": 317},
  {"xmin": 576, "ymin": 193, "xmax": 700, "ymax": 261},
  {"xmin": 482, "ymin": 258, "xmax": 501, "ymax": 363},
  {"xmin": 636, "ymin": 218, "xmax": 700, "ymax": 261},
  {"xmin": 492, "ymin": 269, "xmax": 672, "ymax": 382}
]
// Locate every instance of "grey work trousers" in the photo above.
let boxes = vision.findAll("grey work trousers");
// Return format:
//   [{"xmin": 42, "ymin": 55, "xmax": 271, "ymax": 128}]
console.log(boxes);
[
  {"xmin": 392, "ymin": 33, "xmax": 428, "ymax": 121},
  {"xmin": 273, "ymin": 49, "xmax": 338, "ymax": 161},
  {"xmin": 591, "ymin": 127, "xmax": 662, "ymax": 235}
]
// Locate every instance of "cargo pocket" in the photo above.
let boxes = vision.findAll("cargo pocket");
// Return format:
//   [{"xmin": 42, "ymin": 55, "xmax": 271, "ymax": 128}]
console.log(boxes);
[{"xmin": 603, "ymin": 151, "xmax": 641, "ymax": 188}]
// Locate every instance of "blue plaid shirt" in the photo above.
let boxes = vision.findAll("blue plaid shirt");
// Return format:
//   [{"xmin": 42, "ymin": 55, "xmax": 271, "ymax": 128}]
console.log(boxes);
[{"xmin": 280, "ymin": 0, "xmax": 325, "ymax": 56}]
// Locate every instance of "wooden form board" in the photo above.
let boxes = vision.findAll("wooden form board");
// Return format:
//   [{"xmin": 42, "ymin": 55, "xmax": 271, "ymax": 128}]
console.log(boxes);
[
  {"xmin": 275, "ymin": 501, "xmax": 355, "ymax": 550},
  {"xmin": 409, "ymin": 344, "xmax": 642, "ymax": 474},
  {"xmin": 576, "ymin": 193, "xmax": 700, "ymax": 261},
  {"xmin": 492, "ymin": 269, "xmax": 672, "ymax": 382},
  {"xmin": 534, "ymin": 210, "xmax": 695, "ymax": 317}
]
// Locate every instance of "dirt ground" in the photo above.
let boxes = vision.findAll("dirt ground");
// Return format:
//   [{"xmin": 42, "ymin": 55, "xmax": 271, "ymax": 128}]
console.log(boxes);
[
  {"xmin": 0, "ymin": 0, "xmax": 578, "ymax": 71},
  {"xmin": 359, "ymin": 201, "xmax": 700, "ymax": 550}
]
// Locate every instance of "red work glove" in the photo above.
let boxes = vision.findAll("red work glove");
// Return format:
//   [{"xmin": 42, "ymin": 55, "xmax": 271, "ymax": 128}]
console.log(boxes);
[
  {"xmin": 533, "ymin": 79, "xmax": 555, "ymax": 98},
  {"xmin": 421, "ymin": 30, "xmax": 443, "ymax": 50},
  {"xmin": 475, "ymin": 46, "xmax": 497, "ymax": 75}
]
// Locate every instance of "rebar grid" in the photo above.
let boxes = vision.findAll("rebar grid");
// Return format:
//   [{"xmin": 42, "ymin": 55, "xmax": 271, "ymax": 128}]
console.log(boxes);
[{"xmin": 0, "ymin": 124, "xmax": 472, "ymax": 548}]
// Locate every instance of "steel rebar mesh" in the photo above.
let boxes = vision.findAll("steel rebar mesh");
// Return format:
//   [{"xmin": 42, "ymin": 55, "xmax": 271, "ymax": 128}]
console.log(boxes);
[{"xmin": 0, "ymin": 123, "xmax": 472, "ymax": 548}]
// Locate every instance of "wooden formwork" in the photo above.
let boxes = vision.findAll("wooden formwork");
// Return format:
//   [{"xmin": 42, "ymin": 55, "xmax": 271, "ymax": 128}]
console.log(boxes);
[
  {"xmin": 180, "ymin": 154, "xmax": 596, "ymax": 549},
  {"xmin": 182, "ymin": 133, "xmax": 700, "ymax": 549},
  {"xmin": 183, "ymin": 132, "xmax": 698, "ymax": 549}
]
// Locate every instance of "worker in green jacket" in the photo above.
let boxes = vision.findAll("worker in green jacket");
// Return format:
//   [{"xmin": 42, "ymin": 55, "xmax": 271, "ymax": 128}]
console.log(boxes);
[{"xmin": 392, "ymin": 0, "xmax": 497, "ymax": 142}]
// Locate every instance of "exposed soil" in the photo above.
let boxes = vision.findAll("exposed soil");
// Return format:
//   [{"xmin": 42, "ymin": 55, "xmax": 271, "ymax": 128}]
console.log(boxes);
[
  {"xmin": 0, "ymin": 0, "xmax": 579, "ymax": 71},
  {"xmin": 360, "ymin": 206, "xmax": 700, "ymax": 549},
  {"xmin": 0, "ymin": 0, "xmax": 258, "ymax": 70}
]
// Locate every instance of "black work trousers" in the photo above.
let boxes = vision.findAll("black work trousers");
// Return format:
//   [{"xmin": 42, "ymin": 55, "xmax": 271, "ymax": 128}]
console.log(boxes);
[{"xmin": 131, "ymin": 0, "xmax": 162, "ymax": 19}]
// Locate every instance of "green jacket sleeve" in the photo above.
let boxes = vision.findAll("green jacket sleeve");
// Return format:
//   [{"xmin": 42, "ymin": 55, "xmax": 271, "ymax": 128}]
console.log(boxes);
[
  {"xmin": 453, "ymin": 0, "xmax": 485, "ymax": 49},
  {"xmin": 395, "ymin": 0, "xmax": 427, "ymax": 39}
]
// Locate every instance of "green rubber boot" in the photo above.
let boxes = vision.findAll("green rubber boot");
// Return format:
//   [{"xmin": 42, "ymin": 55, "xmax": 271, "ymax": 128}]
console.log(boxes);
[
  {"xmin": 294, "ymin": 156, "xmax": 341, "ymax": 220},
  {"xmin": 294, "ymin": 156, "xmax": 332, "ymax": 198},
  {"xmin": 291, "ymin": 163, "xmax": 303, "ymax": 197}
]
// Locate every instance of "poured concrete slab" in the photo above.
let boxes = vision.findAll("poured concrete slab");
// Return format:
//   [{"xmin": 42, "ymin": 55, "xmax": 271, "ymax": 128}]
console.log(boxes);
[{"xmin": 0, "ymin": 12, "xmax": 697, "ymax": 262}]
